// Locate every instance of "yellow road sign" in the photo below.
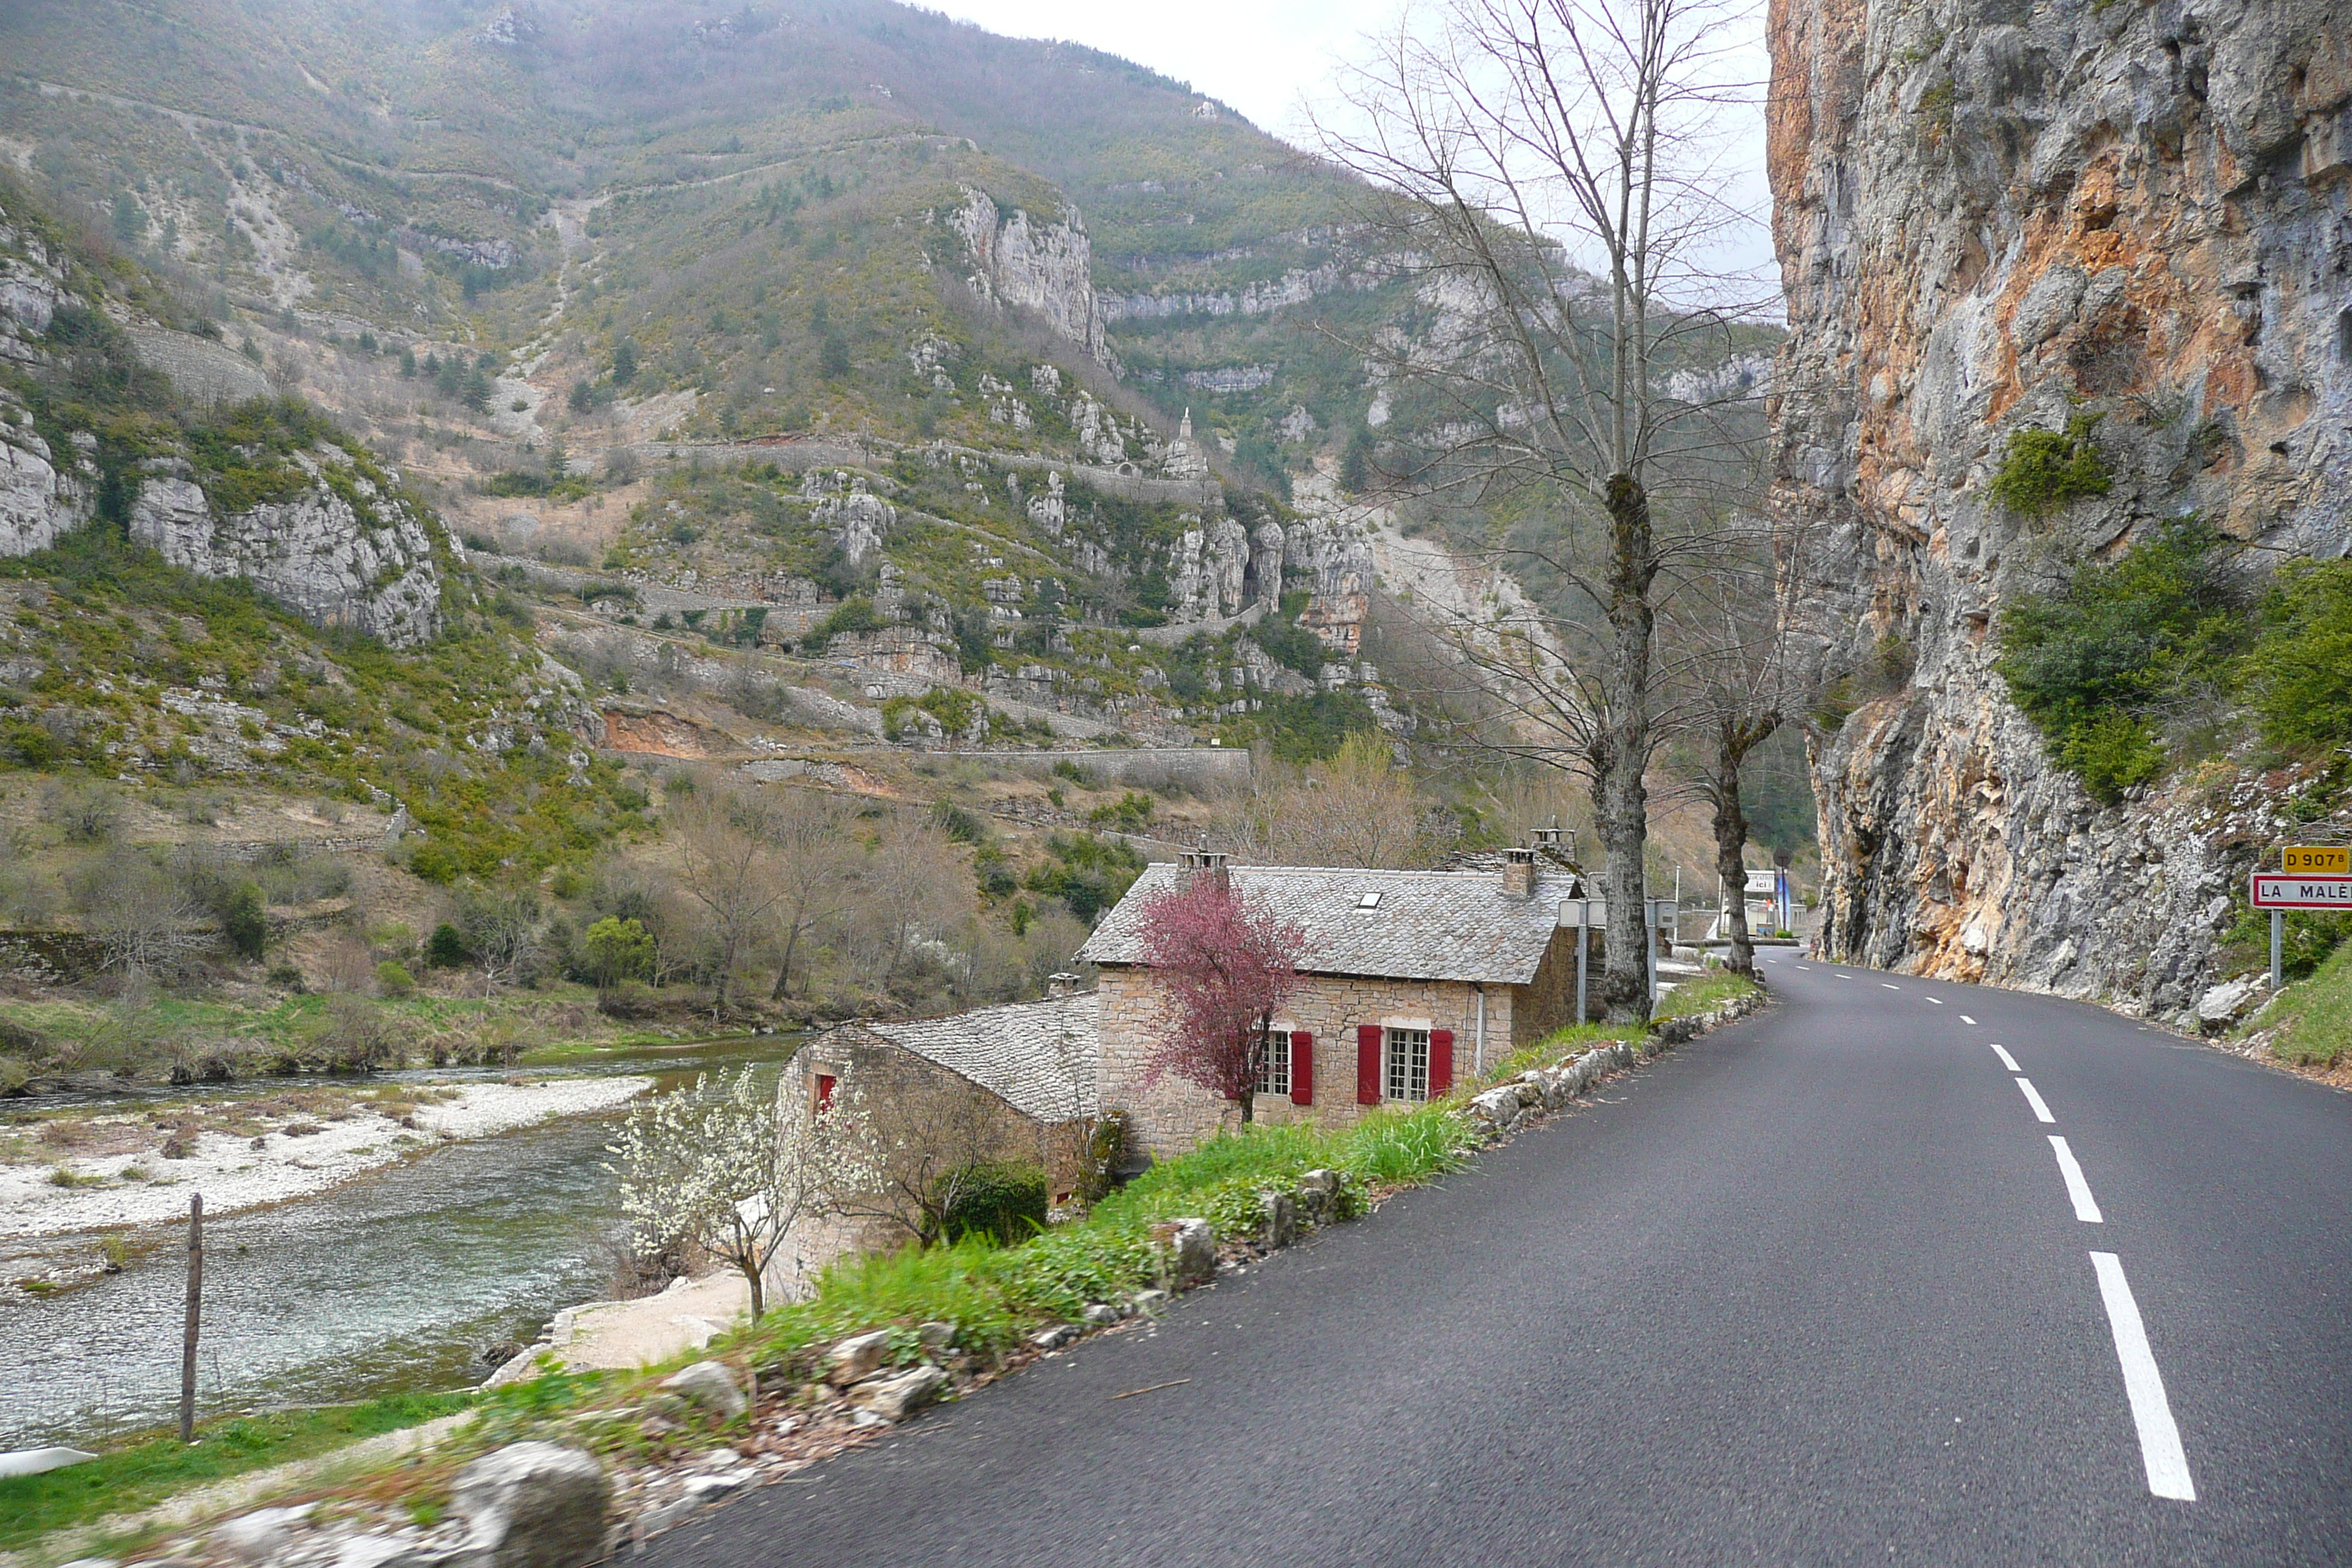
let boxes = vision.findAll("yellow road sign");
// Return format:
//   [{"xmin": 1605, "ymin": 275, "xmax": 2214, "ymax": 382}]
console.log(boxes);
[{"xmin": 2283, "ymin": 846, "xmax": 2351, "ymax": 875}]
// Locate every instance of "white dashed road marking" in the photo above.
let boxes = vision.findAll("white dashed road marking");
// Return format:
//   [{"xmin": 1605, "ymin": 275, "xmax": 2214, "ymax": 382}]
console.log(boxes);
[
  {"xmin": 1925, "ymin": 997, "xmax": 1943, "ymax": 1004},
  {"xmin": 2090, "ymin": 1252, "xmax": 2196, "ymax": 1501},
  {"xmin": 1961, "ymin": 1014, "xmax": 1978, "ymax": 1025},
  {"xmin": 2048, "ymin": 1137, "xmax": 2103, "ymax": 1223},
  {"xmin": 2016, "ymin": 1077, "xmax": 2057, "ymax": 1123},
  {"xmin": 1990, "ymin": 1044, "xmax": 2021, "ymax": 1071},
  {"xmin": 1881, "ymin": 983, "xmax": 1900, "ymax": 990}
]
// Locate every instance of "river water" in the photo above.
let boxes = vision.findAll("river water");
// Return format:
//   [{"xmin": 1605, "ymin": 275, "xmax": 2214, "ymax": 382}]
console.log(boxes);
[{"xmin": 0, "ymin": 1038, "xmax": 796, "ymax": 1450}]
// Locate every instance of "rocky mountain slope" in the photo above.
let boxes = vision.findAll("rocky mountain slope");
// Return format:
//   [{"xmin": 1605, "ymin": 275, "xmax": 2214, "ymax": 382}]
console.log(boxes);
[{"xmin": 1770, "ymin": 0, "xmax": 2351, "ymax": 1024}]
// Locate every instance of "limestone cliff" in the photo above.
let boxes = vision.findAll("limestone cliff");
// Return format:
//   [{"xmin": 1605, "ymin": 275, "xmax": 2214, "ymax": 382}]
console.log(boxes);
[
  {"xmin": 949, "ymin": 186, "xmax": 1116, "ymax": 372},
  {"xmin": 1770, "ymin": 0, "xmax": 2351, "ymax": 1022},
  {"xmin": 1, "ymin": 188, "xmax": 445, "ymax": 649},
  {"xmin": 129, "ymin": 455, "xmax": 443, "ymax": 649}
]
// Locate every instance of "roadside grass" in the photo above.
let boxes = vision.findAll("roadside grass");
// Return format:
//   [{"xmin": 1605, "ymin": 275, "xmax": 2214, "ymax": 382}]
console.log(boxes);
[
  {"xmin": 2249, "ymin": 941, "xmax": 2352, "ymax": 1070},
  {"xmin": 0, "ymin": 1392, "xmax": 473, "ymax": 1553},
  {"xmin": 19, "ymin": 970, "xmax": 1763, "ymax": 1556}
]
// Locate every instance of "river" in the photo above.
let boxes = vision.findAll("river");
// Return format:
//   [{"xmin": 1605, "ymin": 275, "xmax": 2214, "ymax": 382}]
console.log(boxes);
[{"xmin": 0, "ymin": 1036, "xmax": 798, "ymax": 1451}]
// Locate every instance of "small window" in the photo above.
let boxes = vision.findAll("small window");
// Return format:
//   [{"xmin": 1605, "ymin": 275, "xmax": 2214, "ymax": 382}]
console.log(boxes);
[
  {"xmin": 1357, "ymin": 891, "xmax": 1382, "ymax": 909},
  {"xmin": 1385, "ymin": 1028, "xmax": 1429, "ymax": 1103},
  {"xmin": 1256, "ymin": 1030, "xmax": 1291, "ymax": 1097},
  {"xmin": 813, "ymin": 1073, "xmax": 837, "ymax": 1112}
]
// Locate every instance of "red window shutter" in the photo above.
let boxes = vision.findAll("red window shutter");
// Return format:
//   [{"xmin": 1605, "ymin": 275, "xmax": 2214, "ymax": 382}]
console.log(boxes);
[
  {"xmin": 814, "ymin": 1074, "xmax": 837, "ymax": 1112},
  {"xmin": 1357, "ymin": 1024, "xmax": 1382, "ymax": 1104},
  {"xmin": 1429, "ymin": 1029, "xmax": 1454, "ymax": 1097},
  {"xmin": 1290, "ymin": 1031, "xmax": 1313, "ymax": 1106}
]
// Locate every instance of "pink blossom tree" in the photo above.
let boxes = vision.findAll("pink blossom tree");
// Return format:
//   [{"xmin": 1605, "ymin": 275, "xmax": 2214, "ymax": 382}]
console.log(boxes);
[{"xmin": 1137, "ymin": 875, "xmax": 1311, "ymax": 1124}]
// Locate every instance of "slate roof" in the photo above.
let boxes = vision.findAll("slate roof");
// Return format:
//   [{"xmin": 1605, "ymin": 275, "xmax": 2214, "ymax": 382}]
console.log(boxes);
[
  {"xmin": 854, "ymin": 992, "xmax": 1098, "ymax": 1123},
  {"xmin": 1077, "ymin": 864, "xmax": 1580, "ymax": 985}
]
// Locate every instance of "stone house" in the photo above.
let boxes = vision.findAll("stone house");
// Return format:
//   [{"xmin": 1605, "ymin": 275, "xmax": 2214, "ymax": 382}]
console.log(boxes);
[
  {"xmin": 780, "ymin": 989, "xmax": 1100, "ymax": 1278},
  {"xmin": 1077, "ymin": 849, "xmax": 1589, "ymax": 1158}
]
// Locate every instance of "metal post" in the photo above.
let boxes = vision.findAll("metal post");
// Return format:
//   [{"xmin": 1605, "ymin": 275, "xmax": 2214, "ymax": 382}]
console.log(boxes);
[
  {"xmin": 2271, "ymin": 908, "xmax": 2284, "ymax": 993},
  {"xmin": 1575, "ymin": 901, "xmax": 1588, "ymax": 1025},
  {"xmin": 180, "ymin": 1192, "xmax": 203, "ymax": 1444},
  {"xmin": 1645, "ymin": 898, "xmax": 1658, "ymax": 1010}
]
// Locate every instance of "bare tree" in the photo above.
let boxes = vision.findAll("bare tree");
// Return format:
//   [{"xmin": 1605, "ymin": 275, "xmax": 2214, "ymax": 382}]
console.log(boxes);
[
  {"xmin": 765, "ymin": 788, "xmax": 853, "ymax": 1002},
  {"xmin": 1210, "ymin": 732, "xmax": 1450, "ymax": 869},
  {"xmin": 670, "ymin": 777, "xmax": 786, "ymax": 1010},
  {"xmin": 72, "ymin": 851, "xmax": 204, "ymax": 976},
  {"xmin": 1316, "ymin": 0, "xmax": 1766, "ymax": 1018},
  {"xmin": 849, "ymin": 815, "xmax": 970, "ymax": 995}
]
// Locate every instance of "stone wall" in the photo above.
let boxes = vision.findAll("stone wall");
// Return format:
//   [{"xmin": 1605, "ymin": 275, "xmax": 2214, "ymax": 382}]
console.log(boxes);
[
  {"xmin": 1769, "ymin": 0, "xmax": 2351, "ymax": 1023},
  {"xmin": 1098, "ymin": 960, "xmax": 1586, "ymax": 1158}
]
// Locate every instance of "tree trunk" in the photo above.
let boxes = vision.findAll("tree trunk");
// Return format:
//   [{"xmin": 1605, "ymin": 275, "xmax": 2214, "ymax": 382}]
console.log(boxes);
[
  {"xmin": 1595, "ymin": 473, "xmax": 1658, "ymax": 1022},
  {"xmin": 770, "ymin": 921, "xmax": 802, "ymax": 1001},
  {"xmin": 743, "ymin": 1256, "xmax": 765, "ymax": 1322},
  {"xmin": 1711, "ymin": 727, "xmax": 1755, "ymax": 976}
]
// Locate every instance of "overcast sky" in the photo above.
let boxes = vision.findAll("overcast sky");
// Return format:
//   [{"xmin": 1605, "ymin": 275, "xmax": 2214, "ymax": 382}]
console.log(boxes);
[{"xmin": 924, "ymin": 0, "xmax": 1778, "ymax": 287}]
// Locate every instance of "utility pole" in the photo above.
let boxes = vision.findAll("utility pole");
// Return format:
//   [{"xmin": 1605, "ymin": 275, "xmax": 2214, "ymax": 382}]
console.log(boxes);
[{"xmin": 180, "ymin": 1192, "xmax": 203, "ymax": 1444}]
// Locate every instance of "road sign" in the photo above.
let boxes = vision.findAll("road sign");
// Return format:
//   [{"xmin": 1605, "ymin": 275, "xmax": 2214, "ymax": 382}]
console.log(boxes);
[
  {"xmin": 2251, "ymin": 875, "xmax": 2352, "ymax": 910},
  {"xmin": 2282, "ymin": 846, "xmax": 2351, "ymax": 876}
]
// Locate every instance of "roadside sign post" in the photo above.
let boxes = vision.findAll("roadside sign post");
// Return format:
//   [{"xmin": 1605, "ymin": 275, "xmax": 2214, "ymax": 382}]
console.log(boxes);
[{"xmin": 2252, "ymin": 850, "xmax": 2352, "ymax": 992}]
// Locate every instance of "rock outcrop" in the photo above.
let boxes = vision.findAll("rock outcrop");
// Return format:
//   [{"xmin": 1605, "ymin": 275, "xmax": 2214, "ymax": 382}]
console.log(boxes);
[
  {"xmin": 1769, "ymin": 0, "xmax": 2351, "ymax": 1019},
  {"xmin": 129, "ymin": 453, "xmax": 444, "ymax": 648},
  {"xmin": 949, "ymin": 186, "xmax": 1115, "ymax": 371}
]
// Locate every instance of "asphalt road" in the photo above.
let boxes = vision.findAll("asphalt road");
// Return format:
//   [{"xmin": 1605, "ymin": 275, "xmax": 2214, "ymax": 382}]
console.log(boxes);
[{"xmin": 647, "ymin": 961, "xmax": 2352, "ymax": 1566}]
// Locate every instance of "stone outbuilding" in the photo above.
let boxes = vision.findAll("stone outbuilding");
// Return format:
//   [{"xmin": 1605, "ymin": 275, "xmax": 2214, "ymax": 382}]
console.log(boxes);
[
  {"xmin": 1077, "ymin": 850, "xmax": 1590, "ymax": 1157},
  {"xmin": 787, "ymin": 986, "xmax": 1101, "ymax": 1219}
]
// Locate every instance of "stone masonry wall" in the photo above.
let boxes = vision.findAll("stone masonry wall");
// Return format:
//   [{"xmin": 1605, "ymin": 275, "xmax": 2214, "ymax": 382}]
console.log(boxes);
[{"xmin": 1098, "ymin": 965, "xmax": 1562, "ymax": 1158}]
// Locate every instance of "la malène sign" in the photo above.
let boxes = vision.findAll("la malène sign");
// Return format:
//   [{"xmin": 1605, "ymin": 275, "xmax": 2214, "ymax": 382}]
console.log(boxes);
[{"xmin": 2252, "ymin": 845, "xmax": 2352, "ymax": 909}]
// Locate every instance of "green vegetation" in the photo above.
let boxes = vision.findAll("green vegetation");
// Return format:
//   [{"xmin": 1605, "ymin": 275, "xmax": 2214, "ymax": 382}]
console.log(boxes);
[
  {"xmin": 2250, "ymin": 939, "xmax": 2352, "ymax": 1070},
  {"xmin": 1994, "ymin": 519, "xmax": 2247, "ymax": 802},
  {"xmin": 1987, "ymin": 415, "xmax": 2111, "ymax": 519},
  {"xmin": 937, "ymin": 1161, "xmax": 1051, "ymax": 1244},
  {"xmin": 0, "ymin": 1391, "xmax": 472, "ymax": 1552},
  {"xmin": 1998, "ymin": 521, "xmax": 2352, "ymax": 805},
  {"xmin": 2240, "ymin": 559, "xmax": 2352, "ymax": 753}
]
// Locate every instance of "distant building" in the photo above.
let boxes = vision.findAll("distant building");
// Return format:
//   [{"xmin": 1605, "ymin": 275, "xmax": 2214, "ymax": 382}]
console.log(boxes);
[
  {"xmin": 1077, "ymin": 849, "xmax": 1590, "ymax": 1157},
  {"xmin": 1160, "ymin": 408, "xmax": 1211, "ymax": 480}
]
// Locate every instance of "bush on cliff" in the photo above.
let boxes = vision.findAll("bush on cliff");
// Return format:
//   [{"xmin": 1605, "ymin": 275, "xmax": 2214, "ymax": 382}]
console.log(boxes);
[{"xmin": 1994, "ymin": 517, "xmax": 2247, "ymax": 802}]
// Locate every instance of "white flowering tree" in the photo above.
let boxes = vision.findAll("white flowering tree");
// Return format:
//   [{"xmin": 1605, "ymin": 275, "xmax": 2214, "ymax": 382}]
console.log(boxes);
[{"xmin": 608, "ymin": 1064, "xmax": 881, "ymax": 1322}]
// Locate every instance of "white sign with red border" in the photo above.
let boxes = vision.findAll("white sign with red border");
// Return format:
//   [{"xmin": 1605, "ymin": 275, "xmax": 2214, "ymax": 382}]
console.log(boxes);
[{"xmin": 2251, "ymin": 874, "xmax": 2352, "ymax": 910}]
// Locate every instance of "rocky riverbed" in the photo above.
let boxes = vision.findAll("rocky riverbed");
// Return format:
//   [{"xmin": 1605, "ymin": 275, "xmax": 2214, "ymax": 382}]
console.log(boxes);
[{"xmin": 0, "ymin": 1077, "xmax": 651, "ymax": 1247}]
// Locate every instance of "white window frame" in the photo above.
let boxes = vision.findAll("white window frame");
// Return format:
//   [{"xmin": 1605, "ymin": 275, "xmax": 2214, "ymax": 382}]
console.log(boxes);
[
  {"xmin": 1256, "ymin": 1023, "xmax": 1292, "ymax": 1098},
  {"xmin": 1384, "ymin": 1025, "xmax": 1431, "ymax": 1104}
]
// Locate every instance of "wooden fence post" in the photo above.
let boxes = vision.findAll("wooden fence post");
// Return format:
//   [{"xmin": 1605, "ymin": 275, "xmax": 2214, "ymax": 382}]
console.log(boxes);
[{"xmin": 179, "ymin": 1192, "xmax": 203, "ymax": 1444}]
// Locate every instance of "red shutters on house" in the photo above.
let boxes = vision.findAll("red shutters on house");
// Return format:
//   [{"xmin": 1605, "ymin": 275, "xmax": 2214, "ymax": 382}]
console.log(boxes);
[
  {"xmin": 1357, "ymin": 1024, "xmax": 1382, "ymax": 1104},
  {"xmin": 1429, "ymin": 1029, "xmax": 1455, "ymax": 1098},
  {"xmin": 1290, "ymin": 1031, "xmax": 1313, "ymax": 1106}
]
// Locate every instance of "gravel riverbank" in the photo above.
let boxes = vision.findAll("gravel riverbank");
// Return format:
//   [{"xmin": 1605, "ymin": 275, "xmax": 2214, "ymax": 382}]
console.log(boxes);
[{"xmin": 0, "ymin": 1077, "xmax": 652, "ymax": 1242}]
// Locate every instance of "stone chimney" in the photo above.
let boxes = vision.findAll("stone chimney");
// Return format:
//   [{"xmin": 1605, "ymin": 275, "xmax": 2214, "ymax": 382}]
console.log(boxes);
[
  {"xmin": 1046, "ymin": 970, "xmax": 1082, "ymax": 1000},
  {"xmin": 1177, "ymin": 845, "xmax": 1231, "ymax": 894},
  {"xmin": 1501, "ymin": 846, "xmax": 1537, "ymax": 897}
]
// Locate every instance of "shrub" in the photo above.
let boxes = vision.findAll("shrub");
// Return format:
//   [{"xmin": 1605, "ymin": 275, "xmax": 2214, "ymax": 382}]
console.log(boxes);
[
  {"xmin": 375, "ymin": 960, "xmax": 415, "ymax": 997},
  {"xmin": 2242, "ymin": 559, "xmax": 2352, "ymax": 754},
  {"xmin": 582, "ymin": 915, "xmax": 656, "ymax": 987},
  {"xmin": 937, "ymin": 1161, "xmax": 1049, "ymax": 1244},
  {"xmin": 424, "ymin": 922, "xmax": 470, "ymax": 969},
  {"xmin": 222, "ymin": 882, "xmax": 267, "ymax": 960},
  {"xmin": 1987, "ymin": 413, "xmax": 2111, "ymax": 518},
  {"xmin": 810, "ymin": 594, "xmax": 881, "ymax": 647},
  {"xmin": 1994, "ymin": 517, "xmax": 2245, "ymax": 802}
]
